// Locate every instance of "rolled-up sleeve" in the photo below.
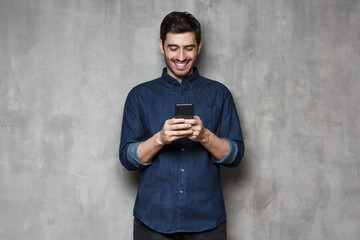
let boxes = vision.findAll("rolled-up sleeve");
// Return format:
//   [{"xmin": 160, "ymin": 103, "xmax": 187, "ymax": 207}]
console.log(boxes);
[
  {"xmin": 212, "ymin": 138, "xmax": 239, "ymax": 165},
  {"xmin": 126, "ymin": 142, "xmax": 152, "ymax": 168},
  {"xmin": 119, "ymin": 88, "xmax": 150, "ymax": 171},
  {"xmin": 215, "ymin": 90, "xmax": 245, "ymax": 168}
]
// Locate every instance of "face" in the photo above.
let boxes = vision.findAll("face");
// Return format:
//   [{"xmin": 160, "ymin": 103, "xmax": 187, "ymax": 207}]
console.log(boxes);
[{"xmin": 159, "ymin": 32, "xmax": 202, "ymax": 82}]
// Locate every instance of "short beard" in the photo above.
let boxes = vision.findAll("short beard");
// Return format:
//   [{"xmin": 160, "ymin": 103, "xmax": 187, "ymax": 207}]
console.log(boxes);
[{"xmin": 164, "ymin": 54, "xmax": 198, "ymax": 80}]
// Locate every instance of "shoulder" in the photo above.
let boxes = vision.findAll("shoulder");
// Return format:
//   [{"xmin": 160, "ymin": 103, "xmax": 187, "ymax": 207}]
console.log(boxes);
[
  {"xmin": 128, "ymin": 77, "xmax": 162, "ymax": 96},
  {"xmin": 199, "ymin": 75, "xmax": 229, "ymax": 88},
  {"xmin": 131, "ymin": 77, "xmax": 161, "ymax": 90},
  {"xmin": 197, "ymin": 75, "xmax": 232, "ymax": 95}
]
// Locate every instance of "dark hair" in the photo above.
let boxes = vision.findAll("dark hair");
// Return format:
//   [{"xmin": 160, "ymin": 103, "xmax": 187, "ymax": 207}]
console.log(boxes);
[{"xmin": 160, "ymin": 11, "xmax": 201, "ymax": 45}]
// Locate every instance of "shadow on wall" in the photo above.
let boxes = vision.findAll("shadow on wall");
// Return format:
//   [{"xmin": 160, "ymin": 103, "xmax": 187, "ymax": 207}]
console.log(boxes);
[
  {"xmin": 221, "ymin": 106, "xmax": 251, "ymax": 187},
  {"xmin": 116, "ymin": 164, "xmax": 140, "ymax": 190},
  {"xmin": 221, "ymin": 149, "xmax": 251, "ymax": 186}
]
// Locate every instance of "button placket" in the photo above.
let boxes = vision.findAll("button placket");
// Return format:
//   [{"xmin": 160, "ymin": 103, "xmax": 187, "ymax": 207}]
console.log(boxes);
[{"xmin": 178, "ymin": 140, "xmax": 186, "ymax": 196}]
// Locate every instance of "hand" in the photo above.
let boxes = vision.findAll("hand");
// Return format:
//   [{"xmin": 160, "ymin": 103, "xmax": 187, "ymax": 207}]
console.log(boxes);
[
  {"xmin": 156, "ymin": 118, "xmax": 193, "ymax": 146},
  {"xmin": 185, "ymin": 116, "xmax": 207, "ymax": 143}
]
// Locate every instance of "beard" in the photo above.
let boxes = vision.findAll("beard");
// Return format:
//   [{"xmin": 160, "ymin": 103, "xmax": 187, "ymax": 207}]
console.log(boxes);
[{"xmin": 164, "ymin": 54, "xmax": 198, "ymax": 80}]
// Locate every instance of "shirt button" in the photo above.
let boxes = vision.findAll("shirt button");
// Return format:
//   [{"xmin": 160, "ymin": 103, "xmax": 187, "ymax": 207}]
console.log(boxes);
[
  {"xmin": 181, "ymin": 148, "xmax": 185, "ymax": 152},
  {"xmin": 181, "ymin": 169, "xmax": 185, "ymax": 172},
  {"xmin": 180, "ymin": 189, "xmax": 184, "ymax": 194}
]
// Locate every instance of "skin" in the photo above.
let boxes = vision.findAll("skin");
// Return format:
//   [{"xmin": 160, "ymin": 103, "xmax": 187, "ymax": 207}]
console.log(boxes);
[
  {"xmin": 136, "ymin": 32, "xmax": 230, "ymax": 163},
  {"xmin": 159, "ymin": 32, "xmax": 202, "ymax": 82}
]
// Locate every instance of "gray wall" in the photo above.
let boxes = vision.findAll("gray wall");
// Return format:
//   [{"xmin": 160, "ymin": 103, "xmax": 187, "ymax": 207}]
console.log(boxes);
[{"xmin": 1, "ymin": 0, "xmax": 359, "ymax": 239}]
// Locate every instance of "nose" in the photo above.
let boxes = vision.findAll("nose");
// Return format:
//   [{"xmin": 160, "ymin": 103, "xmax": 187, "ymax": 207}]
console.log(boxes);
[{"xmin": 177, "ymin": 49, "xmax": 186, "ymax": 61}]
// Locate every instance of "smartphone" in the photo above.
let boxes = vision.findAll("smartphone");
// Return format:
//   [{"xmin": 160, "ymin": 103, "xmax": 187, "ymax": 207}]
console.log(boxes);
[{"xmin": 174, "ymin": 104, "xmax": 194, "ymax": 119}]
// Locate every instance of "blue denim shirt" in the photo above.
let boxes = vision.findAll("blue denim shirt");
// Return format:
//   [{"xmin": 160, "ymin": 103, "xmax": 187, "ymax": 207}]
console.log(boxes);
[{"xmin": 119, "ymin": 68, "xmax": 244, "ymax": 234}]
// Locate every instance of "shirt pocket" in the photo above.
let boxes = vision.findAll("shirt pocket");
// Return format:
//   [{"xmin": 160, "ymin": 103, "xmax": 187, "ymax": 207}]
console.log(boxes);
[{"xmin": 197, "ymin": 106, "xmax": 219, "ymax": 133}]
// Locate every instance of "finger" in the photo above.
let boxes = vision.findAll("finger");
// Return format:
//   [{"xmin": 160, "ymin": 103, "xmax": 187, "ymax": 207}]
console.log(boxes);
[
  {"xmin": 170, "ymin": 118, "xmax": 186, "ymax": 124},
  {"xmin": 187, "ymin": 116, "xmax": 202, "ymax": 125},
  {"xmin": 168, "ymin": 129, "xmax": 193, "ymax": 136},
  {"xmin": 170, "ymin": 123, "xmax": 192, "ymax": 130},
  {"xmin": 192, "ymin": 130, "xmax": 199, "ymax": 136},
  {"xmin": 191, "ymin": 124, "xmax": 202, "ymax": 130},
  {"xmin": 184, "ymin": 119, "xmax": 196, "ymax": 125},
  {"xmin": 187, "ymin": 134, "xmax": 195, "ymax": 141}
]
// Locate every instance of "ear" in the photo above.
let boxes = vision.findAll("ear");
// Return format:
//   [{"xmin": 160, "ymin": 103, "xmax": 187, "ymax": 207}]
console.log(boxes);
[
  {"xmin": 197, "ymin": 40, "xmax": 203, "ymax": 54},
  {"xmin": 159, "ymin": 39, "xmax": 165, "ymax": 54}
]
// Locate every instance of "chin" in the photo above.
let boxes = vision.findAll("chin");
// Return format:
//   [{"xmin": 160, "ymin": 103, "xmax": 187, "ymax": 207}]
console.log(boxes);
[{"xmin": 174, "ymin": 70, "xmax": 192, "ymax": 79}]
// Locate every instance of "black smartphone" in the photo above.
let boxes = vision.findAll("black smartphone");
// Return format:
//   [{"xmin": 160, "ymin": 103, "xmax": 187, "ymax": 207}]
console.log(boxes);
[{"xmin": 174, "ymin": 104, "xmax": 194, "ymax": 119}]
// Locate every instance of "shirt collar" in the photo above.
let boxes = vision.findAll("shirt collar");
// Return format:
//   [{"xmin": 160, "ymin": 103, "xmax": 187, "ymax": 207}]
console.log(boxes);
[{"xmin": 161, "ymin": 67, "xmax": 200, "ymax": 89}]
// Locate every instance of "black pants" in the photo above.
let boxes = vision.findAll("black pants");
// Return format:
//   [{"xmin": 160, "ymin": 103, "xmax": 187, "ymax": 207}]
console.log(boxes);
[{"xmin": 133, "ymin": 218, "xmax": 227, "ymax": 240}]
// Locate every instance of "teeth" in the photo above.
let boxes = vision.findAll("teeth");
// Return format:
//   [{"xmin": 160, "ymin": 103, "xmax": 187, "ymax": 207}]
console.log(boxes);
[{"xmin": 176, "ymin": 63, "xmax": 186, "ymax": 66}]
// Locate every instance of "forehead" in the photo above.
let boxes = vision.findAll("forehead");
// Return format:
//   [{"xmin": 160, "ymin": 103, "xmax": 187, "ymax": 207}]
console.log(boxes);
[{"xmin": 164, "ymin": 32, "xmax": 197, "ymax": 46}]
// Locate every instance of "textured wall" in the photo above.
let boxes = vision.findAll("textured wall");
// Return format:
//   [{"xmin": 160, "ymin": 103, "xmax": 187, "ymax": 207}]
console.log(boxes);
[{"xmin": 1, "ymin": 0, "xmax": 359, "ymax": 239}]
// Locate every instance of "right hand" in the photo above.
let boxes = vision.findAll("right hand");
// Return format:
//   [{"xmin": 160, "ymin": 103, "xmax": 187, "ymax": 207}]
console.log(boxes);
[{"xmin": 156, "ymin": 118, "xmax": 193, "ymax": 146}]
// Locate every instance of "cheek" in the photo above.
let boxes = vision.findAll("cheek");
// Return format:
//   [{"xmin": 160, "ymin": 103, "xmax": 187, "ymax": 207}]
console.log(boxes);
[
  {"xmin": 165, "ymin": 52, "xmax": 176, "ymax": 60},
  {"xmin": 188, "ymin": 51, "xmax": 198, "ymax": 59}
]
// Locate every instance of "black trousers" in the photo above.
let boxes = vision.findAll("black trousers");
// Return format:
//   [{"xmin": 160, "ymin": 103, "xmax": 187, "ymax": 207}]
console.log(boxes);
[{"xmin": 133, "ymin": 218, "xmax": 227, "ymax": 240}]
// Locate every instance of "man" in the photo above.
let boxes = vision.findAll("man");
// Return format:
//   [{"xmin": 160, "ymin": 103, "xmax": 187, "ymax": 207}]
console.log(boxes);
[{"xmin": 120, "ymin": 11, "xmax": 244, "ymax": 240}]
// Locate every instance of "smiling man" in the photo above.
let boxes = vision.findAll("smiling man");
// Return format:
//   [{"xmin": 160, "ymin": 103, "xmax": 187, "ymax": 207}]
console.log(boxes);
[
  {"xmin": 160, "ymin": 31, "xmax": 201, "ymax": 80},
  {"xmin": 120, "ymin": 12, "xmax": 245, "ymax": 240}
]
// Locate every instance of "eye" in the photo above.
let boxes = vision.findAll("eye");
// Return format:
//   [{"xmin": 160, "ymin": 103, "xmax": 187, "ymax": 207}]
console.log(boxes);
[
  {"xmin": 185, "ymin": 46, "xmax": 194, "ymax": 51},
  {"xmin": 169, "ymin": 47, "xmax": 178, "ymax": 51}
]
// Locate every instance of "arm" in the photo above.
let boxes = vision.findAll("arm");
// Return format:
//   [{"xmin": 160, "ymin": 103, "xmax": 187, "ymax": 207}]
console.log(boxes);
[
  {"xmin": 186, "ymin": 90, "xmax": 244, "ymax": 167},
  {"xmin": 120, "ymin": 92, "xmax": 194, "ymax": 168},
  {"xmin": 136, "ymin": 118, "xmax": 193, "ymax": 163},
  {"xmin": 200, "ymin": 129, "xmax": 231, "ymax": 160},
  {"xmin": 185, "ymin": 116, "xmax": 230, "ymax": 160},
  {"xmin": 186, "ymin": 116, "xmax": 230, "ymax": 160},
  {"xmin": 120, "ymin": 87, "xmax": 194, "ymax": 169}
]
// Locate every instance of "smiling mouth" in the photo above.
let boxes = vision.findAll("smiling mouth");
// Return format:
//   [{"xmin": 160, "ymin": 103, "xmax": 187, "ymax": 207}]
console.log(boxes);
[{"xmin": 173, "ymin": 60, "xmax": 190, "ymax": 69}]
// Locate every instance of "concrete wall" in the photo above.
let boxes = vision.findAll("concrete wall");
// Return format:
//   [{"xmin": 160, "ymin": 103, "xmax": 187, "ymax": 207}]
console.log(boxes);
[{"xmin": 1, "ymin": 0, "xmax": 359, "ymax": 239}]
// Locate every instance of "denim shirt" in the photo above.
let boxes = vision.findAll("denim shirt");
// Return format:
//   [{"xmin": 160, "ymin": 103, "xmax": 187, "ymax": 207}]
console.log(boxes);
[{"xmin": 119, "ymin": 68, "xmax": 244, "ymax": 234}]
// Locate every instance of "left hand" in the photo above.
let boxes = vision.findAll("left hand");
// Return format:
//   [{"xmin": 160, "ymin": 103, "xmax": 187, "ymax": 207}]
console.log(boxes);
[
  {"xmin": 185, "ymin": 116, "xmax": 207, "ymax": 142},
  {"xmin": 185, "ymin": 116, "xmax": 229, "ymax": 160}
]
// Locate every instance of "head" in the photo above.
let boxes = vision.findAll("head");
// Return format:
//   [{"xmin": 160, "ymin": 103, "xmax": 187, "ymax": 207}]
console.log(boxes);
[
  {"xmin": 159, "ymin": 12, "xmax": 202, "ymax": 82},
  {"xmin": 160, "ymin": 12, "xmax": 201, "ymax": 46}
]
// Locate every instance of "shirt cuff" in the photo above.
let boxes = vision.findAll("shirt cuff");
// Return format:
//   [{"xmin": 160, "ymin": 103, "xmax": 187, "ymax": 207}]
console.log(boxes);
[
  {"xmin": 213, "ymin": 138, "xmax": 238, "ymax": 165},
  {"xmin": 126, "ymin": 142, "xmax": 152, "ymax": 168}
]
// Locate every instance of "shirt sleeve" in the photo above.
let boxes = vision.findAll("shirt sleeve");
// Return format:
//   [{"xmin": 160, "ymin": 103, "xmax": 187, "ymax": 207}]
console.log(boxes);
[
  {"xmin": 215, "ymin": 90, "xmax": 245, "ymax": 168},
  {"xmin": 126, "ymin": 142, "xmax": 152, "ymax": 168},
  {"xmin": 119, "ymin": 87, "xmax": 151, "ymax": 171},
  {"xmin": 212, "ymin": 138, "xmax": 238, "ymax": 165}
]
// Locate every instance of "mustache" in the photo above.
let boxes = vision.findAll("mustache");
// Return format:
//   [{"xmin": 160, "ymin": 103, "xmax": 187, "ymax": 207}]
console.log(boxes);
[{"xmin": 171, "ymin": 58, "xmax": 191, "ymax": 63}]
